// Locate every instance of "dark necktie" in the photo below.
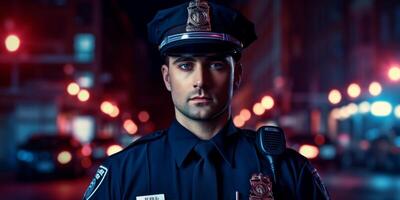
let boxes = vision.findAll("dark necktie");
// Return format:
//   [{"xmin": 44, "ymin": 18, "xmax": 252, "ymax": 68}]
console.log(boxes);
[{"xmin": 192, "ymin": 141, "xmax": 218, "ymax": 200}]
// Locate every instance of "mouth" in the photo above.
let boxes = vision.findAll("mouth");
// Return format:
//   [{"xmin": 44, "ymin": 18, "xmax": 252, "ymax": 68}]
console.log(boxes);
[{"xmin": 189, "ymin": 96, "xmax": 213, "ymax": 103}]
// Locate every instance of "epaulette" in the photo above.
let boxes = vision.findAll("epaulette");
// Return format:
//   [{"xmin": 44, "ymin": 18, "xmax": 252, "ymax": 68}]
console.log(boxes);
[{"xmin": 124, "ymin": 129, "xmax": 167, "ymax": 150}]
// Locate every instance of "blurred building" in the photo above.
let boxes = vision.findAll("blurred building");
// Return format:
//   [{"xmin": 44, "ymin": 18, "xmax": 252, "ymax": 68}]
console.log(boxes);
[
  {"xmin": 0, "ymin": 0, "xmax": 102, "ymax": 170},
  {"xmin": 233, "ymin": 0, "xmax": 400, "ymax": 137},
  {"xmin": 1, "ymin": 0, "xmax": 400, "ymax": 171}
]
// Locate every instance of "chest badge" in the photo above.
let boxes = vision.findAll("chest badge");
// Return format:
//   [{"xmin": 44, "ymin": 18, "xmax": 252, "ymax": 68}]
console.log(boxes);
[{"xmin": 249, "ymin": 173, "xmax": 274, "ymax": 200}]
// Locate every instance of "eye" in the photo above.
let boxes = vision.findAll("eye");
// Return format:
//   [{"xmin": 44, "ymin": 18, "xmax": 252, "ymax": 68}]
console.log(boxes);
[
  {"xmin": 177, "ymin": 63, "xmax": 193, "ymax": 71},
  {"xmin": 210, "ymin": 62, "xmax": 226, "ymax": 70}
]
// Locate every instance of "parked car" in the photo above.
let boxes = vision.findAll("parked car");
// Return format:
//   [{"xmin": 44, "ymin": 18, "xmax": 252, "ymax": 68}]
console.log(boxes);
[
  {"xmin": 286, "ymin": 133, "xmax": 337, "ymax": 168},
  {"xmin": 90, "ymin": 136, "xmax": 123, "ymax": 163},
  {"xmin": 16, "ymin": 134, "xmax": 91, "ymax": 180}
]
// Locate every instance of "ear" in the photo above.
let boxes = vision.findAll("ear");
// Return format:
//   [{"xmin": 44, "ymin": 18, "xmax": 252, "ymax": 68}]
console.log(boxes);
[
  {"xmin": 234, "ymin": 62, "xmax": 242, "ymax": 90},
  {"xmin": 161, "ymin": 64, "xmax": 172, "ymax": 91}
]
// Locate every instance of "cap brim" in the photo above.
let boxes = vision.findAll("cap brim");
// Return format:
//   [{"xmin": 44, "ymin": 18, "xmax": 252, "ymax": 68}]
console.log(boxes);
[{"xmin": 160, "ymin": 39, "xmax": 241, "ymax": 56}]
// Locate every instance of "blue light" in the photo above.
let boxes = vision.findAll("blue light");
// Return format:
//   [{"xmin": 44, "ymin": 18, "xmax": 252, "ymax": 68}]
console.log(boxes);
[
  {"xmin": 394, "ymin": 136, "xmax": 400, "ymax": 147},
  {"xmin": 77, "ymin": 72, "xmax": 94, "ymax": 88},
  {"xmin": 17, "ymin": 150, "xmax": 34, "ymax": 162},
  {"xmin": 370, "ymin": 101, "xmax": 392, "ymax": 117},
  {"xmin": 74, "ymin": 33, "xmax": 95, "ymax": 63},
  {"xmin": 370, "ymin": 175, "xmax": 391, "ymax": 190},
  {"xmin": 319, "ymin": 145, "xmax": 336, "ymax": 160},
  {"xmin": 366, "ymin": 129, "xmax": 379, "ymax": 141}
]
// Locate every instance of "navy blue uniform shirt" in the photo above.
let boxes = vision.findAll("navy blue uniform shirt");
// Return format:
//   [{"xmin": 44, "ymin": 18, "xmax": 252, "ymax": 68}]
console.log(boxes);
[{"xmin": 83, "ymin": 120, "xmax": 330, "ymax": 200}]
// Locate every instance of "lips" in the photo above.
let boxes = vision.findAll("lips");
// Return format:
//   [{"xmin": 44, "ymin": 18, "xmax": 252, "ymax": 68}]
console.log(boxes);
[{"xmin": 189, "ymin": 96, "xmax": 212, "ymax": 102}]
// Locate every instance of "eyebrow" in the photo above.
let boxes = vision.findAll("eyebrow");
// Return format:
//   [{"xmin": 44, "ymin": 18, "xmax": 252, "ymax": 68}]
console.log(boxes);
[
  {"xmin": 171, "ymin": 55, "xmax": 229, "ymax": 65},
  {"xmin": 172, "ymin": 56, "xmax": 196, "ymax": 64}
]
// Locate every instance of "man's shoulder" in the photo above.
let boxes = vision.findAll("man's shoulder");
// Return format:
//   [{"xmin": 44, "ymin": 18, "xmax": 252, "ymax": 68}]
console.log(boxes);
[
  {"xmin": 126, "ymin": 129, "xmax": 168, "ymax": 149},
  {"xmin": 103, "ymin": 130, "xmax": 168, "ymax": 164},
  {"xmin": 237, "ymin": 128, "xmax": 309, "ymax": 164},
  {"xmin": 237, "ymin": 128, "xmax": 257, "ymax": 139}
]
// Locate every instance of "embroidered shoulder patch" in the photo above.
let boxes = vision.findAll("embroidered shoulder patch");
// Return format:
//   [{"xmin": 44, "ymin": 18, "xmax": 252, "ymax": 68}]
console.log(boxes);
[{"xmin": 83, "ymin": 165, "xmax": 108, "ymax": 200}]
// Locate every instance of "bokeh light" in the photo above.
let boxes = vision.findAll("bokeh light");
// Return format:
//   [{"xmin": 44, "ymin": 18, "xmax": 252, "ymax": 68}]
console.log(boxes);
[
  {"xmin": 371, "ymin": 101, "xmax": 392, "ymax": 117},
  {"xmin": 253, "ymin": 103, "xmax": 265, "ymax": 116},
  {"xmin": 261, "ymin": 95, "xmax": 274, "ymax": 110},
  {"xmin": 328, "ymin": 89, "xmax": 342, "ymax": 105},
  {"xmin": 5, "ymin": 34, "xmax": 20, "ymax": 52},
  {"xmin": 109, "ymin": 106, "xmax": 120, "ymax": 118},
  {"xmin": 394, "ymin": 105, "xmax": 400, "ymax": 119},
  {"xmin": 368, "ymin": 82, "xmax": 382, "ymax": 96},
  {"xmin": 124, "ymin": 119, "xmax": 138, "ymax": 134},
  {"xmin": 388, "ymin": 66, "xmax": 400, "ymax": 81},
  {"xmin": 67, "ymin": 82, "xmax": 80, "ymax": 95},
  {"xmin": 138, "ymin": 111, "xmax": 150, "ymax": 123},
  {"xmin": 77, "ymin": 89, "xmax": 90, "ymax": 102},
  {"xmin": 107, "ymin": 145, "xmax": 123, "ymax": 156},
  {"xmin": 358, "ymin": 101, "xmax": 371, "ymax": 114},
  {"xmin": 299, "ymin": 144, "xmax": 319, "ymax": 159},
  {"xmin": 239, "ymin": 109, "xmax": 251, "ymax": 121},
  {"xmin": 233, "ymin": 115, "xmax": 245, "ymax": 127},
  {"xmin": 57, "ymin": 151, "xmax": 72, "ymax": 164},
  {"xmin": 101, "ymin": 101, "xmax": 114, "ymax": 115},
  {"xmin": 347, "ymin": 83, "xmax": 361, "ymax": 98}
]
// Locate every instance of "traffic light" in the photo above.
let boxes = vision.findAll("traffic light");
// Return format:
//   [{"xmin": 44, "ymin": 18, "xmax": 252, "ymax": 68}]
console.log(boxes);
[{"xmin": 5, "ymin": 34, "xmax": 20, "ymax": 52}]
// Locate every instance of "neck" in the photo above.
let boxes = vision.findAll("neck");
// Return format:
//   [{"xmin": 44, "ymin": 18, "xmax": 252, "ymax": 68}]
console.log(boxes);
[{"xmin": 175, "ymin": 111, "xmax": 230, "ymax": 140}]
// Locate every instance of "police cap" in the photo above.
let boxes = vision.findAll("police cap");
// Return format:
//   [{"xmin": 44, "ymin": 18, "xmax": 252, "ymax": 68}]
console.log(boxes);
[{"xmin": 147, "ymin": 0, "xmax": 257, "ymax": 56}]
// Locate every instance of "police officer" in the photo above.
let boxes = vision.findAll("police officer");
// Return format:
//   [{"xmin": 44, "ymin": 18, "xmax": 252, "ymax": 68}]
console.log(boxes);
[{"xmin": 83, "ymin": 0, "xmax": 330, "ymax": 199}]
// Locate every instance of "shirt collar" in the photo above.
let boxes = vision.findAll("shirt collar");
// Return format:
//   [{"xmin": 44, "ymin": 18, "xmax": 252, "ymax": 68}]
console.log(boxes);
[{"xmin": 168, "ymin": 119, "xmax": 239, "ymax": 168}]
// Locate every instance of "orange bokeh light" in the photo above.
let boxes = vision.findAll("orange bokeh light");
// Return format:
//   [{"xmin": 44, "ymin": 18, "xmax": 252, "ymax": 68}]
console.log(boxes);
[
  {"xmin": 388, "ymin": 66, "xmax": 400, "ymax": 81},
  {"xmin": 101, "ymin": 101, "xmax": 114, "ymax": 115},
  {"xmin": 239, "ymin": 109, "xmax": 251, "ymax": 121},
  {"xmin": 67, "ymin": 82, "xmax": 80, "ymax": 95},
  {"xmin": 138, "ymin": 111, "xmax": 150, "ymax": 123},
  {"xmin": 347, "ymin": 83, "xmax": 361, "ymax": 98},
  {"xmin": 299, "ymin": 144, "xmax": 319, "ymax": 159},
  {"xmin": 368, "ymin": 81, "xmax": 382, "ymax": 96},
  {"xmin": 109, "ymin": 106, "xmax": 120, "ymax": 118},
  {"xmin": 123, "ymin": 119, "xmax": 138, "ymax": 134},
  {"xmin": 233, "ymin": 115, "xmax": 245, "ymax": 127},
  {"xmin": 253, "ymin": 103, "xmax": 265, "ymax": 116},
  {"xmin": 5, "ymin": 34, "xmax": 20, "ymax": 52},
  {"xmin": 77, "ymin": 89, "xmax": 90, "ymax": 102},
  {"xmin": 261, "ymin": 95, "xmax": 274, "ymax": 110},
  {"xmin": 328, "ymin": 89, "xmax": 341, "ymax": 105}
]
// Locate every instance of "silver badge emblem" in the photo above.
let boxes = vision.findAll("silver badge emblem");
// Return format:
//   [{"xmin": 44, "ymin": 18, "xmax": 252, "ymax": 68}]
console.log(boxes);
[
  {"xmin": 83, "ymin": 165, "xmax": 108, "ymax": 200},
  {"xmin": 186, "ymin": 0, "xmax": 211, "ymax": 32}
]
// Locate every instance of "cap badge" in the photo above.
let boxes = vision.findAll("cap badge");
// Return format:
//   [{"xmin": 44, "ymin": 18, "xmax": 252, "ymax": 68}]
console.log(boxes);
[
  {"xmin": 249, "ymin": 173, "xmax": 274, "ymax": 200},
  {"xmin": 186, "ymin": 0, "xmax": 211, "ymax": 32}
]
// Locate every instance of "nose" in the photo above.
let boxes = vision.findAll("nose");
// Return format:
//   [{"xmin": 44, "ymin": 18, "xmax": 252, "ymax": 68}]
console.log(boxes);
[{"xmin": 193, "ymin": 65, "xmax": 208, "ymax": 89}]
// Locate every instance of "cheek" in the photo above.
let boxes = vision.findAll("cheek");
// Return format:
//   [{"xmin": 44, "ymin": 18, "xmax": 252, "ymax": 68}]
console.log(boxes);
[
  {"xmin": 214, "ymin": 73, "xmax": 233, "ymax": 90},
  {"xmin": 169, "ymin": 75, "xmax": 187, "ymax": 99}
]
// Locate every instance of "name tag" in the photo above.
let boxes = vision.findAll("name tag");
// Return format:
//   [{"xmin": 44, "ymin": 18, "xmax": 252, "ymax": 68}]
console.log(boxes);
[{"xmin": 136, "ymin": 194, "xmax": 165, "ymax": 200}]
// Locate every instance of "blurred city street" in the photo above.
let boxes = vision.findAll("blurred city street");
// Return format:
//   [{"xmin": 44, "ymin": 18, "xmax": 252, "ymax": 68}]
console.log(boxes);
[
  {"xmin": 1, "ymin": 0, "xmax": 400, "ymax": 199},
  {"xmin": 1, "ymin": 169, "xmax": 400, "ymax": 200}
]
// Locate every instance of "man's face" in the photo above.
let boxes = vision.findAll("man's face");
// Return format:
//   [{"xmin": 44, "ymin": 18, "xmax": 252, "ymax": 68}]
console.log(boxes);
[{"xmin": 161, "ymin": 54, "xmax": 241, "ymax": 121}]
